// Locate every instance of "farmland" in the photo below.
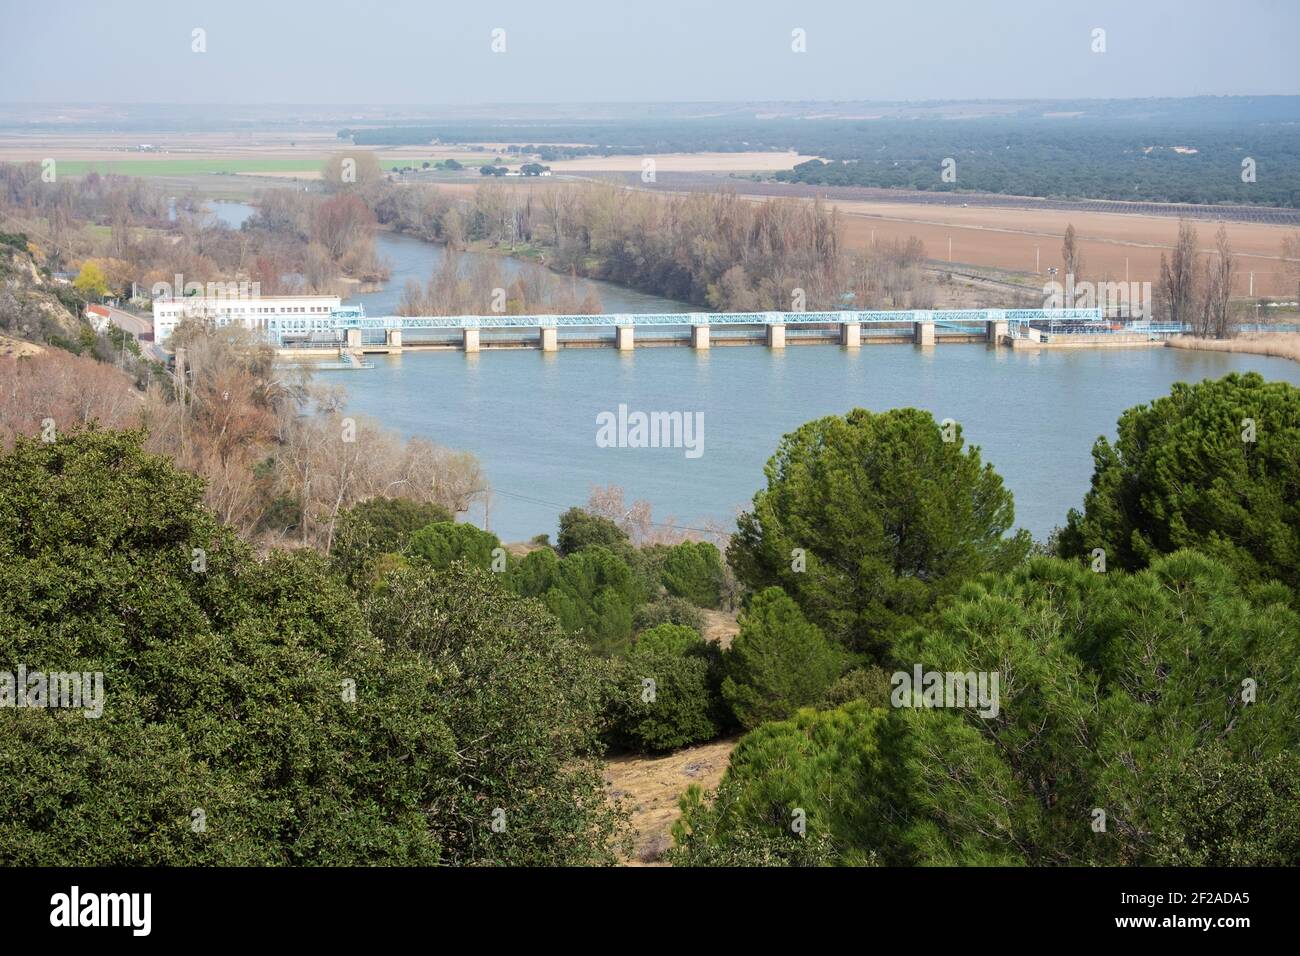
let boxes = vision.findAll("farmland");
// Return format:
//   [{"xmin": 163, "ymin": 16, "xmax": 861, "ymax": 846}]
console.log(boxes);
[{"xmin": 576, "ymin": 172, "xmax": 1300, "ymax": 297}]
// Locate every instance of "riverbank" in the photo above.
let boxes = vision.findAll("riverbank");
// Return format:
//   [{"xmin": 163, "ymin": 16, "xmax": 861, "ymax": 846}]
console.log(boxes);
[{"xmin": 1168, "ymin": 333, "xmax": 1300, "ymax": 364}]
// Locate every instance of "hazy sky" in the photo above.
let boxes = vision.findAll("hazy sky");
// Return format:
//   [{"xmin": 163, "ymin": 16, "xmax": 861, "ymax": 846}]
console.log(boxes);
[{"xmin": 2, "ymin": 0, "xmax": 1296, "ymax": 104}]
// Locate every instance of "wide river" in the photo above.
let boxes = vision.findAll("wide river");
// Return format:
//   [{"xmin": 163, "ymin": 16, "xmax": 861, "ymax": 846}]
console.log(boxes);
[{"xmin": 211, "ymin": 200, "xmax": 1300, "ymax": 544}]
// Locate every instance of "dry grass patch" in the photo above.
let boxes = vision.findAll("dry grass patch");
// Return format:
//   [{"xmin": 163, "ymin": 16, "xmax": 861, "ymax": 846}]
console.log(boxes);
[
  {"xmin": 0, "ymin": 333, "xmax": 44, "ymax": 358},
  {"xmin": 701, "ymin": 608, "xmax": 741, "ymax": 648},
  {"xmin": 605, "ymin": 736, "xmax": 738, "ymax": 865}
]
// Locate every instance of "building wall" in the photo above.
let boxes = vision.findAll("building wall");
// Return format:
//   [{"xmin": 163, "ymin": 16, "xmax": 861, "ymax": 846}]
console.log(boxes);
[{"xmin": 152, "ymin": 295, "xmax": 342, "ymax": 344}]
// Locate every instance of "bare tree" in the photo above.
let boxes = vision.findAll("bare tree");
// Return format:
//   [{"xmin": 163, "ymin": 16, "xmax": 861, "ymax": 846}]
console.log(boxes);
[
  {"xmin": 1062, "ymin": 224, "xmax": 1084, "ymax": 284},
  {"xmin": 1283, "ymin": 232, "xmax": 1300, "ymax": 304},
  {"xmin": 1201, "ymin": 225, "xmax": 1237, "ymax": 339},
  {"xmin": 1160, "ymin": 221, "xmax": 1201, "ymax": 332}
]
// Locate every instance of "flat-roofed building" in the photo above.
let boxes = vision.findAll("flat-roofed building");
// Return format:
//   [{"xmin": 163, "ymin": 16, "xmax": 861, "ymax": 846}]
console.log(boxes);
[{"xmin": 152, "ymin": 294, "xmax": 343, "ymax": 345}]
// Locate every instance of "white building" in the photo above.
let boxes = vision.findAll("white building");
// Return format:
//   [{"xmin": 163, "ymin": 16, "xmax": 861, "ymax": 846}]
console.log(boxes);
[
  {"xmin": 152, "ymin": 294, "xmax": 343, "ymax": 345},
  {"xmin": 85, "ymin": 304, "xmax": 112, "ymax": 333}
]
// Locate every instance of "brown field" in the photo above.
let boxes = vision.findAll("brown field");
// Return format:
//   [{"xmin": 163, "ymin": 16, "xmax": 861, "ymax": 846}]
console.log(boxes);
[
  {"xmin": 825, "ymin": 199, "xmax": 1299, "ymax": 297},
  {"xmin": 409, "ymin": 177, "xmax": 1300, "ymax": 299},
  {"xmin": 605, "ymin": 737, "xmax": 737, "ymax": 865},
  {"xmin": 548, "ymin": 150, "xmax": 817, "ymax": 173}
]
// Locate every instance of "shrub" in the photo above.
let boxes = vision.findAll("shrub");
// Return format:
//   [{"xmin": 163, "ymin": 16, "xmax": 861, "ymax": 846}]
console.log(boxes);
[
  {"xmin": 634, "ymin": 622, "xmax": 703, "ymax": 656},
  {"xmin": 669, "ymin": 704, "xmax": 885, "ymax": 867},
  {"xmin": 722, "ymin": 588, "xmax": 842, "ymax": 729},
  {"xmin": 366, "ymin": 563, "xmax": 628, "ymax": 863},
  {"xmin": 406, "ymin": 520, "xmax": 501, "ymax": 571},
  {"xmin": 556, "ymin": 507, "xmax": 629, "ymax": 556},
  {"xmin": 634, "ymin": 596, "xmax": 706, "ymax": 635},
  {"xmin": 1147, "ymin": 746, "xmax": 1300, "ymax": 866},
  {"xmin": 608, "ymin": 646, "xmax": 722, "ymax": 753},
  {"xmin": 659, "ymin": 540, "xmax": 725, "ymax": 608},
  {"xmin": 331, "ymin": 497, "xmax": 452, "ymax": 586},
  {"xmin": 821, "ymin": 666, "xmax": 893, "ymax": 708}
]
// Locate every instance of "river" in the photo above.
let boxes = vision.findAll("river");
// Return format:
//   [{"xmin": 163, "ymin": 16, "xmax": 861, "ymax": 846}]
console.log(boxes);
[
  {"xmin": 207, "ymin": 200, "xmax": 692, "ymax": 315},
  {"xmin": 207, "ymin": 199, "xmax": 1300, "ymax": 544}
]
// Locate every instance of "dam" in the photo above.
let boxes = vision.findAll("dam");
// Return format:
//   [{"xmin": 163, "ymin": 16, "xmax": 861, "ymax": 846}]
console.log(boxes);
[{"xmin": 284, "ymin": 307, "xmax": 1130, "ymax": 354}]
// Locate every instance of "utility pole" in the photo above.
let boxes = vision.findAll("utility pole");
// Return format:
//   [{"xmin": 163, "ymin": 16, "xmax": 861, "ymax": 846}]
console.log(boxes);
[
  {"xmin": 947, "ymin": 236, "xmax": 952, "ymax": 263},
  {"xmin": 1035, "ymin": 245, "xmax": 1040, "ymax": 274}
]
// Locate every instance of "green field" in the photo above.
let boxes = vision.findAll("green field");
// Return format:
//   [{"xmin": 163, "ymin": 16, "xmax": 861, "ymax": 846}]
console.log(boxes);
[
  {"xmin": 56, "ymin": 158, "xmax": 323, "ymax": 177},
  {"xmin": 53, "ymin": 155, "xmax": 504, "ymax": 180}
]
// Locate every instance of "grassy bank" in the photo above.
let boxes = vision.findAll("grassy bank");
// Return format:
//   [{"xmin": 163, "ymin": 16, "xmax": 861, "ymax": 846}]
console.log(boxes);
[{"xmin": 1168, "ymin": 332, "xmax": 1300, "ymax": 363}]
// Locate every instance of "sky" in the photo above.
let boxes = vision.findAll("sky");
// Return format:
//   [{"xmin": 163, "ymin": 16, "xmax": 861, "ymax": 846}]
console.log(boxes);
[{"xmin": 1, "ymin": 0, "xmax": 1297, "ymax": 104}]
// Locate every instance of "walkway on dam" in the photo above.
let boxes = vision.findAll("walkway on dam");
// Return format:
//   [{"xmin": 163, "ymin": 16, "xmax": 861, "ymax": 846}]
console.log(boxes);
[{"xmin": 311, "ymin": 307, "xmax": 1115, "ymax": 352}]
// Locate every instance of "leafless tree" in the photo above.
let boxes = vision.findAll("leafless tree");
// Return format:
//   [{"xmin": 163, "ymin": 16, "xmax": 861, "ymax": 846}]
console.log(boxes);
[
  {"xmin": 1200, "ymin": 225, "xmax": 1237, "ymax": 339},
  {"xmin": 1160, "ymin": 221, "xmax": 1201, "ymax": 332},
  {"xmin": 1283, "ymin": 232, "xmax": 1300, "ymax": 304},
  {"xmin": 1062, "ymin": 224, "xmax": 1084, "ymax": 284}
]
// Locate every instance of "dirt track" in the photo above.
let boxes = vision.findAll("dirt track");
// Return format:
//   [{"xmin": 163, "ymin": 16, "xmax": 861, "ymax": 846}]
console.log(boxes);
[{"xmin": 605, "ymin": 737, "xmax": 737, "ymax": 865}]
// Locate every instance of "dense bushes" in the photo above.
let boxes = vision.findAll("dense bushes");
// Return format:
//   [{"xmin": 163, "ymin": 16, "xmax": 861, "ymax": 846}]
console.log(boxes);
[
  {"xmin": 556, "ymin": 507, "xmax": 630, "ymax": 557},
  {"xmin": 1059, "ymin": 373, "xmax": 1300, "ymax": 591},
  {"xmin": 606, "ymin": 623, "xmax": 726, "ymax": 754},
  {"xmin": 407, "ymin": 520, "xmax": 502, "ymax": 571},
  {"xmin": 657, "ymin": 541, "xmax": 725, "ymax": 608},
  {"xmin": 11, "ymin": 366, "xmax": 1295, "ymax": 867},
  {"xmin": 509, "ymin": 545, "xmax": 644, "ymax": 656},
  {"xmin": 1147, "ymin": 748, "xmax": 1300, "ymax": 866},
  {"xmin": 0, "ymin": 430, "xmax": 624, "ymax": 865},
  {"xmin": 364, "ymin": 562, "xmax": 626, "ymax": 863},
  {"xmin": 670, "ymin": 703, "xmax": 886, "ymax": 867},
  {"xmin": 634, "ymin": 623, "xmax": 703, "ymax": 656},
  {"xmin": 607, "ymin": 643, "xmax": 723, "ymax": 754},
  {"xmin": 675, "ymin": 552, "xmax": 1300, "ymax": 866},
  {"xmin": 633, "ymin": 596, "xmax": 707, "ymax": 635},
  {"xmin": 331, "ymin": 497, "xmax": 452, "ymax": 586}
]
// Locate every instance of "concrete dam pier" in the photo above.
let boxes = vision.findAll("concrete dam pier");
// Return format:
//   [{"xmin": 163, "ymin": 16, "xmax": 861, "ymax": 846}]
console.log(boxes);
[{"xmin": 312, "ymin": 309, "xmax": 1119, "ymax": 356}]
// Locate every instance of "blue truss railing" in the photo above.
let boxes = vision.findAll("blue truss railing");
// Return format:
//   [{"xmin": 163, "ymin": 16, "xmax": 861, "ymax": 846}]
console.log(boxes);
[{"xmin": 323, "ymin": 308, "xmax": 1106, "ymax": 334}]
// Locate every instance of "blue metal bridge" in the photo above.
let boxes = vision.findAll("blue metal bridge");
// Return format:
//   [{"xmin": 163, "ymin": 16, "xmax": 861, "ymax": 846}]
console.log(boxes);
[{"xmin": 275, "ymin": 306, "xmax": 1128, "ymax": 349}]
